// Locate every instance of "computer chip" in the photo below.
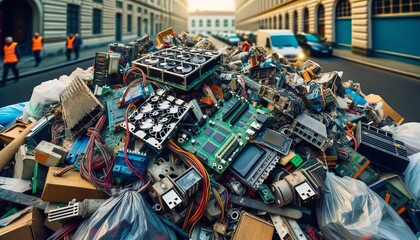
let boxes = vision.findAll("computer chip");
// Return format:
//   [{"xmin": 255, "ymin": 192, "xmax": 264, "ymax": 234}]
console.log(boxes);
[
  {"xmin": 218, "ymin": 126, "xmax": 230, "ymax": 135},
  {"xmin": 213, "ymin": 132, "xmax": 226, "ymax": 143},
  {"xmin": 204, "ymin": 128, "xmax": 214, "ymax": 136},
  {"xmin": 202, "ymin": 142, "xmax": 217, "ymax": 155}
]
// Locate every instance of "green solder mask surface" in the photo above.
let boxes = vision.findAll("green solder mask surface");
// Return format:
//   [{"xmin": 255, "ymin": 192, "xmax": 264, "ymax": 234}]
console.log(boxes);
[
  {"xmin": 336, "ymin": 146, "xmax": 379, "ymax": 185},
  {"xmin": 181, "ymin": 96, "xmax": 270, "ymax": 174}
]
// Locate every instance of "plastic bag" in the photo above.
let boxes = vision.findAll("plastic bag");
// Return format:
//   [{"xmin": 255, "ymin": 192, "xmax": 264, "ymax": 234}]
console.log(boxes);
[
  {"xmin": 317, "ymin": 172, "xmax": 416, "ymax": 240},
  {"xmin": 387, "ymin": 123, "xmax": 420, "ymax": 156},
  {"xmin": 22, "ymin": 79, "xmax": 69, "ymax": 120},
  {"xmin": 404, "ymin": 152, "xmax": 420, "ymax": 200},
  {"xmin": 0, "ymin": 102, "xmax": 26, "ymax": 127},
  {"xmin": 72, "ymin": 190, "xmax": 176, "ymax": 240}
]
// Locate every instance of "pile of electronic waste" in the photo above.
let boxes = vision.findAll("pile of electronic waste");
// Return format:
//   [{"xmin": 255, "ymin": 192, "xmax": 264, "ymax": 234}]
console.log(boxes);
[{"xmin": 0, "ymin": 28, "xmax": 419, "ymax": 240}]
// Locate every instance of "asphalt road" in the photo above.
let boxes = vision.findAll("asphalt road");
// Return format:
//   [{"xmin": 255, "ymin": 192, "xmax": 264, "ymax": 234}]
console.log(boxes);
[
  {"xmin": 0, "ymin": 39, "xmax": 418, "ymax": 123},
  {"xmin": 0, "ymin": 59, "xmax": 95, "ymax": 107}
]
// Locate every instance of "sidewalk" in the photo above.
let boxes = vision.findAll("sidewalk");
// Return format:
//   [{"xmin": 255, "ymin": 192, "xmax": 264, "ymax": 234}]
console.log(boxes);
[
  {"xmin": 0, "ymin": 44, "xmax": 108, "ymax": 81},
  {"xmin": 332, "ymin": 48, "xmax": 420, "ymax": 79}
]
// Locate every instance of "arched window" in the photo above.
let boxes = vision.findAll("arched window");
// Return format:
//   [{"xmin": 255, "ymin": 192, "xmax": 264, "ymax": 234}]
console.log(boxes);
[
  {"xmin": 285, "ymin": 13, "xmax": 289, "ymax": 29},
  {"xmin": 279, "ymin": 15, "xmax": 282, "ymax": 29},
  {"xmin": 303, "ymin": 8, "xmax": 309, "ymax": 32},
  {"xmin": 273, "ymin": 16, "xmax": 277, "ymax": 29},
  {"xmin": 293, "ymin": 10, "xmax": 298, "ymax": 33},
  {"xmin": 316, "ymin": 4, "xmax": 325, "ymax": 37},
  {"xmin": 215, "ymin": 19, "xmax": 220, "ymax": 27},
  {"xmin": 336, "ymin": 0, "xmax": 351, "ymax": 18},
  {"xmin": 207, "ymin": 19, "xmax": 211, "ymax": 27},
  {"xmin": 223, "ymin": 19, "xmax": 228, "ymax": 27},
  {"xmin": 199, "ymin": 19, "xmax": 203, "ymax": 27},
  {"xmin": 372, "ymin": 0, "xmax": 420, "ymax": 15},
  {"xmin": 191, "ymin": 19, "xmax": 195, "ymax": 27}
]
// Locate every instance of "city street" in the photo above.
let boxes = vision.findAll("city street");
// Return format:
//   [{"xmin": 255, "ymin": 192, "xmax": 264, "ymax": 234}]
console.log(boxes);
[
  {"xmin": 0, "ymin": 59, "xmax": 94, "ymax": 107},
  {"xmin": 0, "ymin": 36, "xmax": 419, "ymax": 122}
]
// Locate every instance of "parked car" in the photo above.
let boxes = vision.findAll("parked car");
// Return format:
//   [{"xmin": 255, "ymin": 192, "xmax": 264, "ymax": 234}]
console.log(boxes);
[
  {"xmin": 256, "ymin": 29, "xmax": 305, "ymax": 61},
  {"xmin": 227, "ymin": 34, "xmax": 240, "ymax": 45},
  {"xmin": 296, "ymin": 33, "xmax": 333, "ymax": 57}
]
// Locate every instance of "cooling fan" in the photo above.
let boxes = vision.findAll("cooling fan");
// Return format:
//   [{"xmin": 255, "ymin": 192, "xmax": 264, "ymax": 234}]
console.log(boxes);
[
  {"xmin": 172, "ymin": 64, "xmax": 194, "ymax": 74},
  {"xmin": 141, "ymin": 56, "xmax": 161, "ymax": 66},
  {"xmin": 174, "ymin": 53, "xmax": 191, "ymax": 61},
  {"xmin": 122, "ymin": 89, "xmax": 191, "ymax": 151}
]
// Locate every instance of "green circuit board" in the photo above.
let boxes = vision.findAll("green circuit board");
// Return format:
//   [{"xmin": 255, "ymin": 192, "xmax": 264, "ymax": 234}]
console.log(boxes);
[
  {"xmin": 181, "ymin": 96, "xmax": 270, "ymax": 174},
  {"xmin": 336, "ymin": 146, "xmax": 379, "ymax": 185}
]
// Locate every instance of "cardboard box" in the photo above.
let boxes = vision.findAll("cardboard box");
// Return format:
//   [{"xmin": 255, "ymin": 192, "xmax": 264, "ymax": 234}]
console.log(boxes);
[
  {"xmin": 0, "ymin": 206, "xmax": 47, "ymax": 240},
  {"xmin": 365, "ymin": 94, "xmax": 404, "ymax": 125},
  {"xmin": 41, "ymin": 166, "xmax": 106, "ymax": 203}
]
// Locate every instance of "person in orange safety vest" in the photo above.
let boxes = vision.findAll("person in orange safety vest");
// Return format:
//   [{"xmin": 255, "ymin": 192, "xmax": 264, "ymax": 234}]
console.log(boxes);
[
  {"xmin": 32, "ymin": 32, "xmax": 43, "ymax": 67},
  {"xmin": 65, "ymin": 34, "xmax": 75, "ymax": 61},
  {"xmin": 1, "ymin": 36, "xmax": 19, "ymax": 87}
]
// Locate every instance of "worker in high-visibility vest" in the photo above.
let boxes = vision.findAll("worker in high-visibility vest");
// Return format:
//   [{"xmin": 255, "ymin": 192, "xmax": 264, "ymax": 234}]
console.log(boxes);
[
  {"xmin": 65, "ymin": 34, "xmax": 75, "ymax": 61},
  {"xmin": 1, "ymin": 36, "xmax": 19, "ymax": 86},
  {"xmin": 32, "ymin": 32, "xmax": 43, "ymax": 67}
]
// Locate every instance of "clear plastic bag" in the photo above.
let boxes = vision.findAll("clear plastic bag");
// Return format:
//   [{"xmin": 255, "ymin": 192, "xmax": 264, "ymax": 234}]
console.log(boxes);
[
  {"xmin": 383, "ymin": 123, "xmax": 420, "ymax": 156},
  {"xmin": 404, "ymin": 152, "xmax": 420, "ymax": 200},
  {"xmin": 317, "ymin": 172, "xmax": 416, "ymax": 240},
  {"xmin": 72, "ymin": 190, "xmax": 177, "ymax": 240}
]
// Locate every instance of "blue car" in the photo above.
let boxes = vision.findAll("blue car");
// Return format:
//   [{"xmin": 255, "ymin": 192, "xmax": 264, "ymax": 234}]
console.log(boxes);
[{"xmin": 296, "ymin": 33, "xmax": 333, "ymax": 57}]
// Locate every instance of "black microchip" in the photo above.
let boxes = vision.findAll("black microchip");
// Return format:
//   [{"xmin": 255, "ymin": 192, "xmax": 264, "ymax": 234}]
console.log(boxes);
[
  {"xmin": 237, "ymin": 121, "xmax": 245, "ymax": 127},
  {"xmin": 202, "ymin": 142, "xmax": 217, "ymax": 155},
  {"xmin": 245, "ymin": 111, "xmax": 252, "ymax": 118},
  {"xmin": 213, "ymin": 133, "xmax": 226, "ymax": 143},
  {"xmin": 187, "ymin": 147, "xmax": 197, "ymax": 155},
  {"xmin": 218, "ymin": 126, "xmax": 229, "ymax": 135},
  {"xmin": 203, "ymin": 128, "xmax": 214, "ymax": 136},
  {"xmin": 197, "ymin": 152, "xmax": 208, "ymax": 162}
]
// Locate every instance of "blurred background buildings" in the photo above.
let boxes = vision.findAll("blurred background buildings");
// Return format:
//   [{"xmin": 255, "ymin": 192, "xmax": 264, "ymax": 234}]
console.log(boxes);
[
  {"xmin": 234, "ymin": 0, "xmax": 420, "ymax": 65},
  {"xmin": 188, "ymin": 11, "xmax": 235, "ymax": 36},
  {"xmin": 0, "ymin": 0, "xmax": 188, "ymax": 56}
]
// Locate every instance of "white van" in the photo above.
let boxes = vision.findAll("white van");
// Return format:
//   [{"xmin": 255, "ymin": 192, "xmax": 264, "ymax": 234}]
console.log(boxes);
[{"xmin": 256, "ymin": 29, "xmax": 305, "ymax": 61}]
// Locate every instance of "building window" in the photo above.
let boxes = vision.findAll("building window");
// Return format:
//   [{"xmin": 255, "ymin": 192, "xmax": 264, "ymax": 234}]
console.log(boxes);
[
  {"xmin": 285, "ymin": 13, "xmax": 289, "ymax": 29},
  {"xmin": 316, "ymin": 4, "xmax": 325, "ymax": 37},
  {"xmin": 127, "ymin": 15, "xmax": 132, "ymax": 32},
  {"xmin": 293, "ymin": 11, "xmax": 298, "ymax": 33},
  {"xmin": 336, "ymin": 0, "xmax": 351, "ymax": 18},
  {"xmin": 92, "ymin": 9, "xmax": 101, "ymax": 34},
  {"xmin": 93, "ymin": 0, "xmax": 103, "ymax": 3},
  {"xmin": 223, "ymin": 19, "xmax": 228, "ymax": 27},
  {"xmin": 279, "ymin": 15, "xmax": 282, "ymax": 29},
  {"xmin": 273, "ymin": 16, "xmax": 277, "ymax": 29},
  {"xmin": 303, "ymin": 8, "xmax": 309, "ymax": 32},
  {"xmin": 127, "ymin": 4, "xmax": 133, "ymax": 10},
  {"xmin": 216, "ymin": 19, "xmax": 220, "ymax": 27},
  {"xmin": 66, "ymin": 4, "xmax": 79, "ymax": 35},
  {"xmin": 192, "ymin": 19, "xmax": 196, "ymax": 27},
  {"xmin": 199, "ymin": 19, "xmax": 203, "ymax": 27},
  {"xmin": 372, "ymin": 0, "xmax": 420, "ymax": 15},
  {"xmin": 138, "ymin": 7, "xmax": 142, "ymax": 13},
  {"xmin": 207, "ymin": 19, "xmax": 211, "ymax": 27},
  {"xmin": 116, "ymin": 1, "xmax": 122, "ymax": 8},
  {"xmin": 232, "ymin": 19, "xmax": 235, "ymax": 27}
]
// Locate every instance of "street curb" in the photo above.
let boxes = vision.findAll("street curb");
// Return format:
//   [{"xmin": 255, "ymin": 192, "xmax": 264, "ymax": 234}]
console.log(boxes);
[
  {"xmin": 2, "ymin": 56, "xmax": 94, "ymax": 82},
  {"xmin": 332, "ymin": 53, "xmax": 420, "ymax": 80}
]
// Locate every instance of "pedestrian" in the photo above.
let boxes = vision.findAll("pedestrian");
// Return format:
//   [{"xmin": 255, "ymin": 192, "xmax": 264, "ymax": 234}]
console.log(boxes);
[
  {"xmin": 32, "ymin": 32, "xmax": 43, "ymax": 67},
  {"xmin": 74, "ymin": 33, "xmax": 83, "ymax": 60},
  {"xmin": 1, "ymin": 36, "xmax": 19, "ymax": 86},
  {"xmin": 66, "ymin": 34, "xmax": 75, "ymax": 60}
]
